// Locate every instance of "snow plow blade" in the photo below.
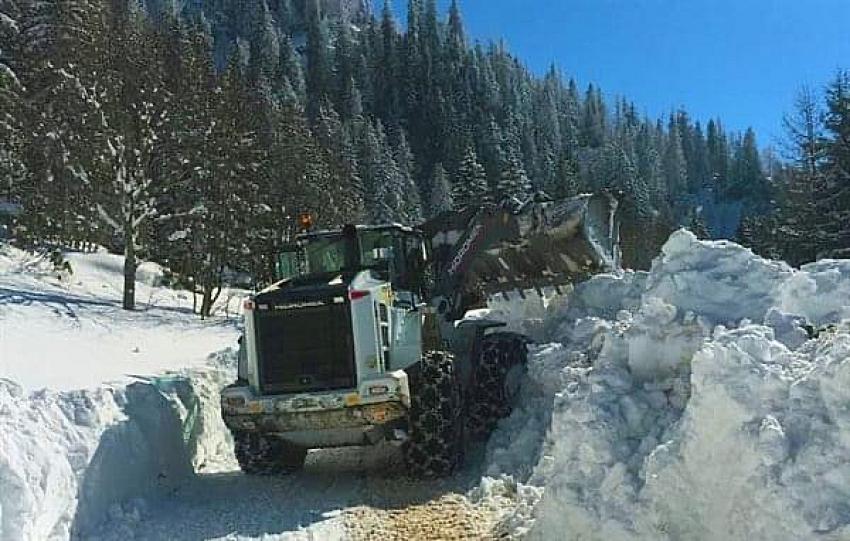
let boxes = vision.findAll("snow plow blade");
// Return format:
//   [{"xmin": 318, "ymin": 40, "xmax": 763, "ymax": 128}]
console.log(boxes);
[{"xmin": 423, "ymin": 192, "xmax": 621, "ymax": 299}]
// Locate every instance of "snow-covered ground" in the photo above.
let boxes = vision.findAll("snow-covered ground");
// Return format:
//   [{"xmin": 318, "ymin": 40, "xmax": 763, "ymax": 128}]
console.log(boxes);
[
  {"xmin": 0, "ymin": 246, "xmax": 241, "ymax": 391},
  {"xmin": 3, "ymin": 231, "xmax": 850, "ymax": 541}
]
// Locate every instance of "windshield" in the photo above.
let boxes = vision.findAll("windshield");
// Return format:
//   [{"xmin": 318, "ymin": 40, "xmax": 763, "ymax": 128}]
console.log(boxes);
[
  {"xmin": 304, "ymin": 238, "xmax": 347, "ymax": 275},
  {"xmin": 275, "ymin": 230, "xmax": 402, "ymax": 281}
]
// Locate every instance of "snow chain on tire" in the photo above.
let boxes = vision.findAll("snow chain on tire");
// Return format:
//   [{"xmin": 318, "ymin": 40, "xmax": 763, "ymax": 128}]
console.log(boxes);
[
  {"xmin": 404, "ymin": 351, "xmax": 464, "ymax": 479},
  {"xmin": 467, "ymin": 332, "xmax": 529, "ymax": 440},
  {"xmin": 233, "ymin": 431, "xmax": 307, "ymax": 476}
]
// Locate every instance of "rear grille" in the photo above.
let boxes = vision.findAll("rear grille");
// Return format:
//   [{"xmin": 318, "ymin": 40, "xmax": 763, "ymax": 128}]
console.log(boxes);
[{"xmin": 255, "ymin": 302, "xmax": 356, "ymax": 394}]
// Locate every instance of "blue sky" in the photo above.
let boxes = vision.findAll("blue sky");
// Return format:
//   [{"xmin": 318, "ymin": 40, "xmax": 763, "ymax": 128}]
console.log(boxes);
[{"xmin": 390, "ymin": 0, "xmax": 850, "ymax": 146}]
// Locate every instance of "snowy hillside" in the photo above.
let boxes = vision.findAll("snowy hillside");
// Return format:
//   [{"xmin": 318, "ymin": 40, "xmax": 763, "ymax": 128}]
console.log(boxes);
[{"xmin": 0, "ymin": 245, "xmax": 241, "ymax": 390}]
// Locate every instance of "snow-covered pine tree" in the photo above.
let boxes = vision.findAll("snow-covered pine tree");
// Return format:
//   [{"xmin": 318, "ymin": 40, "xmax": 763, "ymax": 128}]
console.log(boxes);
[
  {"xmin": 451, "ymin": 144, "xmax": 488, "ymax": 210},
  {"xmin": 428, "ymin": 162, "xmax": 452, "ymax": 214},
  {"xmin": 13, "ymin": 0, "xmax": 106, "ymax": 246},
  {"xmin": 358, "ymin": 119, "xmax": 392, "ymax": 223},
  {"xmin": 333, "ymin": 19, "xmax": 357, "ymax": 119},
  {"xmin": 635, "ymin": 122, "xmax": 667, "ymax": 210},
  {"xmin": 305, "ymin": 0, "xmax": 329, "ymax": 120},
  {"xmin": 314, "ymin": 104, "xmax": 364, "ymax": 222},
  {"xmin": 154, "ymin": 18, "xmax": 249, "ymax": 317},
  {"xmin": 706, "ymin": 119, "xmax": 730, "ymax": 196},
  {"xmin": 580, "ymin": 84, "xmax": 605, "ymax": 148},
  {"xmin": 725, "ymin": 128, "xmax": 770, "ymax": 214},
  {"xmin": 277, "ymin": 34, "xmax": 304, "ymax": 104},
  {"xmin": 495, "ymin": 152, "xmax": 531, "ymax": 204},
  {"xmin": 375, "ymin": 0, "xmax": 400, "ymax": 126},
  {"xmin": 662, "ymin": 114, "xmax": 688, "ymax": 204},
  {"xmin": 0, "ymin": 0, "xmax": 20, "ymax": 87},
  {"xmin": 247, "ymin": 0, "xmax": 280, "ymax": 87},
  {"xmin": 815, "ymin": 70, "xmax": 850, "ymax": 258},
  {"xmin": 688, "ymin": 121, "xmax": 711, "ymax": 192},
  {"xmin": 479, "ymin": 117, "xmax": 505, "ymax": 189},
  {"xmin": 392, "ymin": 129, "xmax": 423, "ymax": 224},
  {"xmin": 0, "ymin": 0, "xmax": 24, "ymax": 208},
  {"xmin": 270, "ymin": 0, "xmax": 294, "ymax": 36},
  {"xmin": 545, "ymin": 150, "xmax": 580, "ymax": 199}
]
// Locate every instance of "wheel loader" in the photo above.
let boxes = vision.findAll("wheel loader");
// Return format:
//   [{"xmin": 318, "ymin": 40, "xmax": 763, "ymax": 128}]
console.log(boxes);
[{"xmin": 220, "ymin": 192, "xmax": 621, "ymax": 477}]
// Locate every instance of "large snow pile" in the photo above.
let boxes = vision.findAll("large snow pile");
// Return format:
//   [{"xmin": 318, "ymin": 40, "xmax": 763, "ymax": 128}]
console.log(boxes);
[
  {"xmin": 0, "ymin": 362, "xmax": 237, "ymax": 540},
  {"xmin": 489, "ymin": 230, "xmax": 850, "ymax": 540}
]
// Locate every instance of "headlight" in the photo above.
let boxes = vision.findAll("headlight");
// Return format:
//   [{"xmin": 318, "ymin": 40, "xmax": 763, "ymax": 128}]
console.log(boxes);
[{"xmin": 368, "ymin": 385, "xmax": 390, "ymax": 396}]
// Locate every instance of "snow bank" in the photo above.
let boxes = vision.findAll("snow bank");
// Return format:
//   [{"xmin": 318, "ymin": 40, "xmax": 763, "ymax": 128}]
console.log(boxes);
[
  {"xmin": 0, "ymin": 354, "xmax": 237, "ymax": 541},
  {"xmin": 485, "ymin": 230, "xmax": 850, "ymax": 540}
]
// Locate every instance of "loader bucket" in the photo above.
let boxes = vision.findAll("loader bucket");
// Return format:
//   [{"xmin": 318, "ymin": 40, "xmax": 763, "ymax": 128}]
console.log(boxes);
[{"xmin": 424, "ymin": 192, "xmax": 620, "ymax": 301}]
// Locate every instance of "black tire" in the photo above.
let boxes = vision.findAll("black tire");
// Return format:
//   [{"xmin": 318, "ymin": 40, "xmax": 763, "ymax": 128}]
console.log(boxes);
[
  {"xmin": 467, "ymin": 332, "xmax": 529, "ymax": 439},
  {"xmin": 404, "ymin": 351, "xmax": 464, "ymax": 478},
  {"xmin": 233, "ymin": 432, "xmax": 307, "ymax": 475}
]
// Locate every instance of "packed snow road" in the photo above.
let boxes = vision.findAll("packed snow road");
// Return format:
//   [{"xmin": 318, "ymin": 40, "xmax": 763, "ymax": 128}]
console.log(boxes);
[{"xmin": 91, "ymin": 445, "xmax": 504, "ymax": 540}]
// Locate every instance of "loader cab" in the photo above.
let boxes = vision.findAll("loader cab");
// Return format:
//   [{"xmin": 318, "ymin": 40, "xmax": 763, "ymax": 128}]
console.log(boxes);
[{"xmin": 276, "ymin": 224, "xmax": 428, "ymax": 293}]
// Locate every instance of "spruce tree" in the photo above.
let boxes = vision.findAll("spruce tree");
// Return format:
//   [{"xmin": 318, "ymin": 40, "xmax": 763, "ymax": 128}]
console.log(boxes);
[
  {"xmin": 0, "ymin": 0, "xmax": 23, "ymax": 209},
  {"xmin": 707, "ymin": 119, "xmax": 730, "ymax": 196},
  {"xmin": 824, "ymin": 71, "xmax": 850, "ymax": 176},
  {"xmin": 549, "ymin": 151, "xmax": 580, "ymax": 199},
  {"xmin": 277, "ymin": 34, "xmax": 304, "ymax": 103},
  {"xmin": 0, "ymin": 0, "xmax": 20, "ymax": 86},
  {"xmin": 305, "ymin": 0, "xmax": 328, "ymax": 120},
  {"xmin": 581, "ymin": 84, "xmax": 605, "ymax": 148},
  {"xmin": 452, "ymin": 145, "xmax": 488, "ymax": 210},
  {"xmin": 393, "ymin": 129, "xmax": 423, "ymax": 223},
  {"xmin": 247, "ymin": 0, "xmax": 279, "ymax": 86},
  {"xmin": 496, "ymin": 153, "xmax": 531, "ymax": 203},
  {"xmin": 429, "ymin": 162, "xmax": 453, "ymax": 214},
  {"xmin": 816, "ymin": 70, "xmax": 850, "ymax": 257},
  {"xmin": 662, "ymin": 115, "xmax": 688, "ymax": 203},
  {"xmin": 729, "ymin": 128, "xmax": 767, "ymax": 204}
]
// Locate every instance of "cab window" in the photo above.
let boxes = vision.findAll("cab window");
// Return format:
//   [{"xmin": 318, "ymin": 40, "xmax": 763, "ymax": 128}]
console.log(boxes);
[{"xmin": 359, "ymin": 231, "xmax": 394, "ymax": 268}]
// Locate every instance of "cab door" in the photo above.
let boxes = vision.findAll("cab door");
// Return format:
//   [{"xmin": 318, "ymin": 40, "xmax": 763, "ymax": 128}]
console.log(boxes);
[
  {"xmin": 388, "ymin": 233, "xmax": 426, "ymax": 369},
  {"xmin": 389, "ymin": 297, "xmax": 423, "ymax": 370}
]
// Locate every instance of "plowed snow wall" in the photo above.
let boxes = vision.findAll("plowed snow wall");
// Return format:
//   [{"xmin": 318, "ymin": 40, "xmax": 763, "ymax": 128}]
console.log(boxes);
[{"xmin": 0, "ymin": 360, "xmax": 234, "ymax": 541}]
